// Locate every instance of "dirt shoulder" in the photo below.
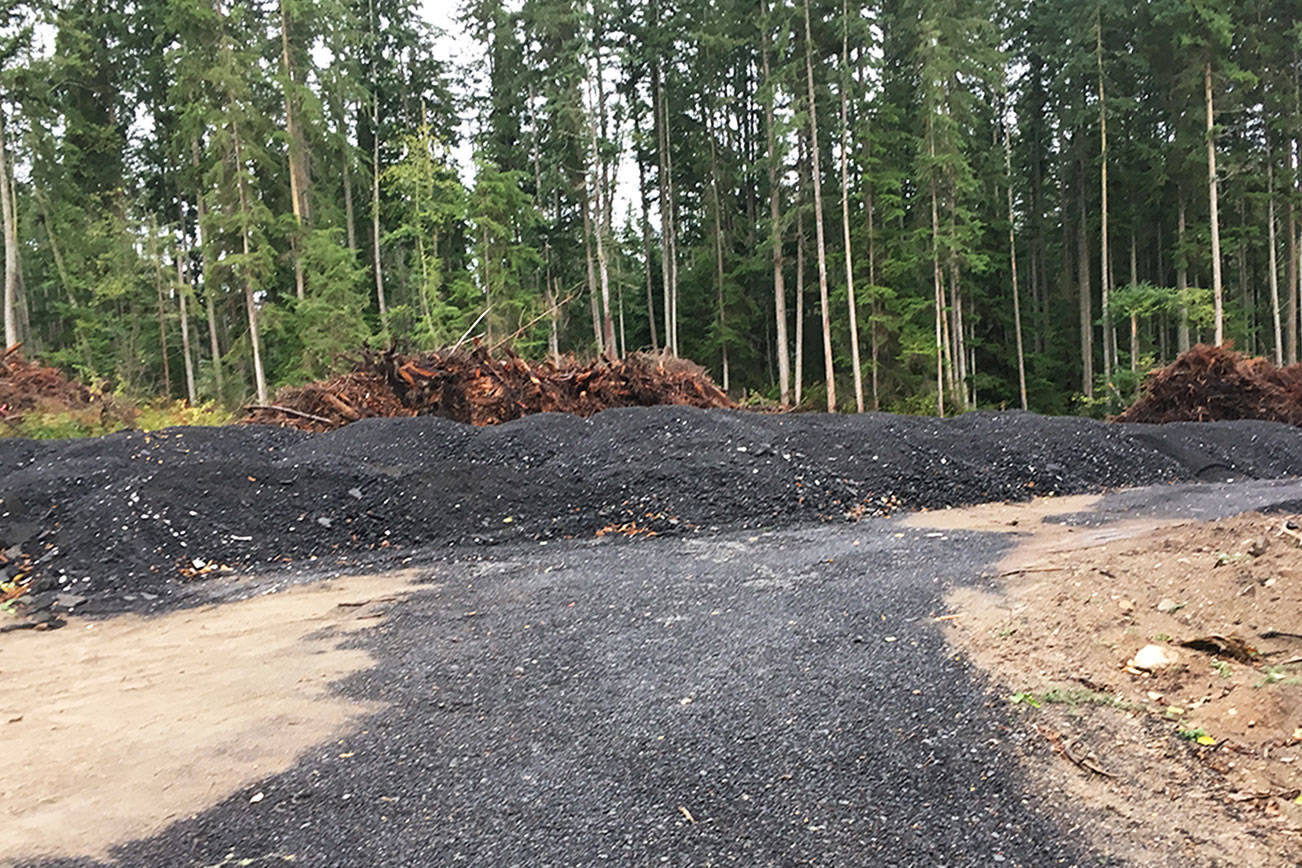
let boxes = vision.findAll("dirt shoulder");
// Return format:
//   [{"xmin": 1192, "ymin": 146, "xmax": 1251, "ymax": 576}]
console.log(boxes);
[
  {"xmin": 0, "ymin": 570, "xmax": 419, "ymax": 864},
  {"xmin": 910, "ymin": 500, "xmax": 1302, "ymax": 867}
]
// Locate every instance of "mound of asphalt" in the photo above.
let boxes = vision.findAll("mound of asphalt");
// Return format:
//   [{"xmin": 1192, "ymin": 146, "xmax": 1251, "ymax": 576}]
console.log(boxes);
[{"xmin": 5, "ymin": 408, "xmax": 1302, "ymax": 615}]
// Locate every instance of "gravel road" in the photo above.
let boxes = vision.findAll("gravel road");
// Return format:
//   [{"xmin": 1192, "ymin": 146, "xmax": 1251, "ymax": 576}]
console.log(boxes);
[{"xmin": 26, "ymin": 518, "xmax": 1104, "ymax": 867}]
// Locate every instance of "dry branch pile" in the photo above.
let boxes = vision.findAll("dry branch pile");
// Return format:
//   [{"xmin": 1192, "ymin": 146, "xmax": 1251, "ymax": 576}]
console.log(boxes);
[
  {"xmin": 244, "ymin": 346, "xmax": 735, "ymax": 431},
  {"xmin": 1116, "ymin": 344, "xmax": 1302, "ymax": 425},
  {"xmin": 0, "ymin": 343, "xmax": 127, "ymax": 428}
]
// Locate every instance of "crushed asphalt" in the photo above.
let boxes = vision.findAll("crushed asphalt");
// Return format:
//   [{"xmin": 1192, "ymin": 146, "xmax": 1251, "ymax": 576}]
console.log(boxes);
[
  {"xmin": 9, "ymin": 409, "xmax": 1302, "ymax": 866},
  {"xmin": 5, "ymin": 408, "xmax": 1302, "ymax": 618},
  {"xmin": 26, "ymin": 520, "xmax": 1105, "ymax": 867}
]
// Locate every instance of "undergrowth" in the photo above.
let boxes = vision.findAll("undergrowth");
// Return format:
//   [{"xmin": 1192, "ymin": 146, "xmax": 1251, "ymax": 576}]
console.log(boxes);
[{"xmin": 3, "ymin": 401, "xmax": 233, "ymax": 439}]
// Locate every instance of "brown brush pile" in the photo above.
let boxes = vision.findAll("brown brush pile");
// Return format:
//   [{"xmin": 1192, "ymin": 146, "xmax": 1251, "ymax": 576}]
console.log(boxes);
[
  {"xmin": 243, "ymin": 345, "xmax": 735, "ymax": 431},
  {"xmin": 1115, "ymin": 344, "xmax": 1302, "ymax": 425},
  {"xmin": 0, "ymin": 343, "xmax": 128, "ymax": 429}
]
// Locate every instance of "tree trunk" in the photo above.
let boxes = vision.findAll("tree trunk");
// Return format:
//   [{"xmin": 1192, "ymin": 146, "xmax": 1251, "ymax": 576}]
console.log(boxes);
[
  {"xmin": 342, "ymin": 140, "xmax": 356, "ymax": 251},
  {"xmin": 148, "ymin": 220, "xmax": 172, "ymax": 397},
  {"xmin": 588, "ymin": 110, "xmax": 615, "ymax": 359},
  {"xmin": 1205, "ymin": 61, "xmax": 1224, "ymax": 345},
  {"xmin": 279, "ymin": 0, "xmax": 308, "ymax": 300},
  {"xmin": 653, "ymin": 65, "xmax": 678, "ymax": 355},
  {"xmin": 371, "ymin": 91, "xmax": 387, "ymax": 329},
  {"xmin": 191, "ymin": 144, "xmax": 224, "ymax": 397},
  {"xmin": 233, "ymin": 122, "xmax": 268, "ymax": 404},
  {"xmin": 633, "ymin": 106, "xmax": 658, "ymax": 351},
  {"xmin": 174, "ymin": 199, "xmax": 197, "ymax": 404},
  {"xmin": 705, "ymin": 100, "xmax": 729, "ymax": 389},
  {"xmin": 1270, "ymin": 156, "xmax": 1281, "ymax": 364},
  {"xmin": 803, "ymin": 0, "xmax": 836, "ymax": 412},
  {"xmin": 1005, "ymin": 120, "xmax": 1027, "ymax": 411},
  {"xmin": 795, "ymin": 142, "xmax": 806, "ymax": 407},
  {"xmin": 929, "ymin": 118, "xmax": 946, "ymax": 417},
  {"xmin": 1097, "ymin": 19, "xmax": 1113, "ymax": 390},
  {"xmin": 761, "ymin": 0, "xmax": 789, "ymax": 405},
  {"xmin": 1177, "ymin": 186, "xmax": 1190, "ymax": 352},
  {"xmin": 839, "ymin": 0, "xmax": 863, "ymax": 412},
  {"xmin": 0, "ymin": 105, "xmax": 18, "ymax": 349},
  {"xmin": 1077, "ymin": 160, "xmax": 1093, "ymax": 397},
  {"xmin": 1288, "ymin": 185, "xmax": 1298, "ymax": 363},
  {"xmin": 581, "ymin": 186, "xmax": 603, "ymax": 354},
  {"xmin": 1129, "ymin": 233, "xmax": 1139, "ymax": 379}
]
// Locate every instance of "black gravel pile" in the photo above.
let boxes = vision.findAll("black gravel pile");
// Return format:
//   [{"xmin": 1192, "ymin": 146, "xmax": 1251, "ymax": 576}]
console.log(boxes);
[{"xmin": 4, "ymin": 407, "xmax": 1302, "ymax": 614}]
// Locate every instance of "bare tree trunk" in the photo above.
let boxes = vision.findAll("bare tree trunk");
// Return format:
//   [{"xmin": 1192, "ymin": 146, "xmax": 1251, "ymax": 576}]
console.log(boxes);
[
  {"xmin": 341, "ymin": 145, "xmax": 357, "ymax": 252},
  {"xmin": 174, "ymin": 201, "xmax": 198, "ymax": 404},
  {"xmin": 704, "ymin": 101, "xmax": 729, "ymax": 389},
  {"xmin": 1097, "ymin": 19, "xmax": 1113, "ymax": 389},
  {"xmin": 761, "ymin": 0, "xmax": 789, "ymax": 405},
  {"xmin": 839, "ymin": 0, "xmax": 863, "ymax": 412},
  {"xmin": 1129, "ymin": 233, "xmax": 1139, "ymax": 379},
  {"xmin": 1289, "ymin": 178, "xmax": 1298, "ymax": 363},
  {"xmin": 795, "ymin": 146, "xmax": 806, "ymax": 407},
  {"xmin": 1177, "ymin": 187, "xmax": 1190, "ymax": 352},
  {"xmin": 1269, "ymin": 156, "xmax": 1283, "ymax": 364},
  {"xmin": 233, "ymin": 122, "xmax": 268, "ymax": 404},
  {"xmin": 0, "ymin": 105, "xmax": 18, "ymax": 349},
  {"xmin": 190, "ymin": 137, "xmax": 225, "ymax": 398},
  {"xmin": 280, "ymin": 0, "xmax": 308, "ymax": 300},
  {"xmin": 581, "ymin": 188, "xmax": 602, "ymax": 354},
  {"xmin": 1206, "ymin": 61, "xmax": 1224, "ymax": 345},
  {"xmin": 803, "ymin": 0, "xmax": 836, "ymax": 412},
  {"xmin": 1004, "ymin": 119, "xmax": 1027, "ymax": 410},
  {"xmin": 633, "ymin": 107, "xmax": 658, "ymax": 351},
  {"xmin": 148, "ymin": 220, "xmax": 172, "ymax": 397},
  {"xmin": 1077, "ymin": 160, "xmax": 1093, "ymax": 397},
  {"xmin": 929, "ymin": 118, "xmax": 946, "ymax": 417},
  {"xmin": 371, "ymin": 102, "xmax": 389, "ymax": 332},
  {"xmin": 653, "ymin": 66, "xmax": 678, "ymax": 355}
]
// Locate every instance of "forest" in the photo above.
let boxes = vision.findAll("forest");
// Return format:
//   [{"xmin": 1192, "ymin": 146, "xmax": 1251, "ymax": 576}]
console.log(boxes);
[{"xmin": 0, "ymin": 0, "xmax": 1296, "ymax": 417}]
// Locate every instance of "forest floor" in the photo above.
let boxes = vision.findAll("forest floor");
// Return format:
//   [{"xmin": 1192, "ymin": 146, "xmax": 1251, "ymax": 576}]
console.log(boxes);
[{"xmin": 3, "ymin": 410, "xmax": 1302, "ymax": 865}]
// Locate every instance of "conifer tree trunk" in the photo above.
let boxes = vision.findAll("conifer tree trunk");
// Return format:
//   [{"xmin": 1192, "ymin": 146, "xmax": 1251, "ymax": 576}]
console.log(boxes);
[
  {"xmin": 192, "ymin": 137, "xmax": 223, "ymax": 396},
  {"xmin": 633, "ymin": 107, "xmax": 658, "ymax": 351},
  {"xmin": 1097, "ymin": 19, "xmax": 1112, "ymax": 389},
  {"xmin": 1288, "ymin": 180, "xmax": 1298, "ymax": 363},
  {"xmin": 173, "ymin": 202, "xmax": 197, "ymax": 404},
  {"xmin": 371, "ymin": 87, "xmax": 387, "ymax": 331},
  {"xmin": 705, "ymin": 101, "xmax": 729, "ymax": 389},
  {"xmin": 760, "ymin": 0, "xmax": 789, "ymax": 405},
  {"xmin": 1129, "ymin": 233, "xmax": 1138, "ymax": 378},
  {"xmin": 148, "ymin": 220, "xmax": 172, "ymax": 396},
  {"xmin": 233, "ymin": 121, "xmax": 268, "ymax": 404},
  {"xmin": 1005, "ymin": 120, "xmax": 1027, "ymax": 410},
  {"xmin": 1177, "ymin": 187, "xmax": 1190, "ymax": 352},
  {"xmin": 0, "ymin": 105, "xmax": 18, "ymax": 349},
  {"xmin": 280, "ymin": 0, "xmax": 308, "ymax": 300},
  {"xmin": 839, "ymin": 0, "xmax": 863, "ymax": 412},
  {"xmin": 795, "ymin": 141, "xmax": 806, "ymax": 407},
  {"xmin": 581, "ymin": 186, "xmax": 602, "ymax": 354},
  {"xmin": 342, "ymin": 129, "xmax": 356, "ymax": 250},
  {"xmin": 929, "ymin": 119, "xmax": 946, "ymax": 417},
  {"xmin": 1077, "ymin": 161, "xmax": 1093, "ymax": 397},
  {"xmin": 588, "ymin": 89, "xmax": 615, "ymax": 359},
  {"xmin": 1269, "ymin": 156, "xmax": 1283, "ymax": 364},
  {"xmin": 1206, "ymin": 61, "xmax": 1224, "ymax": 345},
  {"xmin": 803, "ymin": 0, "xmax": 835, "ymax": 412}
]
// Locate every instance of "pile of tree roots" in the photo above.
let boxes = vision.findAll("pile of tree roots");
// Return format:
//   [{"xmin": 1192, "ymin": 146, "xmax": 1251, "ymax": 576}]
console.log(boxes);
[
  {"xmin": 0, "ymin": 343, "xmax": 127, "ymax": 429},
  {"xmin": 1116, "ymin": 344, "xmax": 1302, "ymax": 426},
  {"xmin": 243, "ymin": 346, "xmax": 736, "ymax": 430}
]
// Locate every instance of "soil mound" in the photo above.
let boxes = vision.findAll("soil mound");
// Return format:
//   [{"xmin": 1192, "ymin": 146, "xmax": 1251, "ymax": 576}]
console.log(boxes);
[
  {"xmin": 243, "ymin": 346, "xmax": 734, "ymax": 430},
  {"xmin": 7, "ymin": 409, "xmax": 1302, "ymax": 618},
  {"xmin": 0, "ymin": 343, "xmax": 128, "ymax": 430},
  {"xmin": 1116, "ymin": 344, "xmax": 1302, "ymax": 425}
]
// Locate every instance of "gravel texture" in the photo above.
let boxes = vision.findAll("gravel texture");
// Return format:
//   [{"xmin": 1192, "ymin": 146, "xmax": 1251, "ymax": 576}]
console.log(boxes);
[
  {"xmin": 22, "ymin": 520, "xmax": 1109, "ymax": 867},
  {"xmin": 5, "ymin": 408, "xmax": 1302, "ymax": 614}
]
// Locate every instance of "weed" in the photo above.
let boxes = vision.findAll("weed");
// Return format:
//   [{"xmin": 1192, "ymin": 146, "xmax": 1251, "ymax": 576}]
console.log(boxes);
[{"xmin": 1210, "ymin": 659, "xmax": 1232, "ymax": 678}]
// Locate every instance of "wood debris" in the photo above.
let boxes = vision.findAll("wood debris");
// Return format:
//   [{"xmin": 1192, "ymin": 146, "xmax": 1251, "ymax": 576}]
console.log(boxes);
[
  {"xmin": 243, "ymin": 345, "xmax": 735, "ymax": 431},
  {"xmin": 1116, "ymin": 343, "xmax": 1302, "ymax": 425}
]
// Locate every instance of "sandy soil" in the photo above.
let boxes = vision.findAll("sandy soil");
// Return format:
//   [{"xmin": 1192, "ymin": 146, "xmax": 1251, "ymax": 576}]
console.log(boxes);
[
  {"xmin": 911, "ymin": 500, "xmax": 1302, "ymax": 867},
  {"xmin": 0, "ymin": 571, "xmax": 421, "ymax": 864}
]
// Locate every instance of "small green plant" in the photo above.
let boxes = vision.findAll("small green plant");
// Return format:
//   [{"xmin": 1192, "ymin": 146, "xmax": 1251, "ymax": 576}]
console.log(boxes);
[
  {"xmin": 1010, "ymin": 692, "xmax": 1042, "ymax": 708},
  {"xmin": 1153, "ymin": 633, "xmax": 1172, "ymax": 643},
  {"xmin": 1210, "ymin": 659, "xmax": 1232, "ymax": 678},
  {"xmin": 1178, "ymin": 727, "xmax": 1216, "ymax": 745}
]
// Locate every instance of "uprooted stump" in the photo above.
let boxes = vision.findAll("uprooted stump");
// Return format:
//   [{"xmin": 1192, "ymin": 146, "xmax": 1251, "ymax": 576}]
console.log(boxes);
[
  {"xmin": 243, "ymin": 346, "xmax": 736, "ymax": 431},
  {"xmin": 1115, "ymin": 344, "xmax": 1302, "ymax": 426}
]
